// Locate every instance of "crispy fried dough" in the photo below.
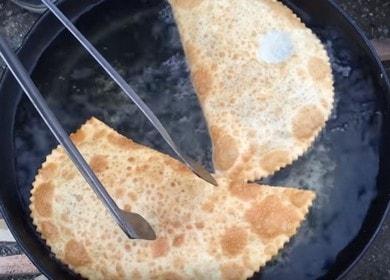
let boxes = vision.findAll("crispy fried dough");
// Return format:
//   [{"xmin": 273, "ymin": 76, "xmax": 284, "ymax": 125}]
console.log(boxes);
[
  {"xmin": 169, "ymin": 0, "xmax": 334, "ymax": 181},
  {"xmin": 30, "ymin": 118, "xmax": 315, "ymax": 279}
]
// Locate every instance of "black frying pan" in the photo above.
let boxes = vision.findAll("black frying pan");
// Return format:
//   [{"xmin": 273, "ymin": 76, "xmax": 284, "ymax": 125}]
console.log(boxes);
[{"xmin": 0, "ymin": 0, "xmax": 389, "ymax": 279}]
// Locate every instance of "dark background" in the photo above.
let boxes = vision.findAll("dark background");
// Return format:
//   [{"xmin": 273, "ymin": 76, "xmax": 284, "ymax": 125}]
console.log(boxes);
[{"xmin": 0, "ymin": 0, "xmax": 389, "ymax": 279}]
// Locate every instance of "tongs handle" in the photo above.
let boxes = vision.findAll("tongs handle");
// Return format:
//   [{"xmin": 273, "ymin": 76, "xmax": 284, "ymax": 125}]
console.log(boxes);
[
  {"xmin": 0, "ymin": 35, "xmax": 156, "ymax": 240},
  {"xmin": 40, "ymin": 0, "xmax": 217, "ymax": 186}
]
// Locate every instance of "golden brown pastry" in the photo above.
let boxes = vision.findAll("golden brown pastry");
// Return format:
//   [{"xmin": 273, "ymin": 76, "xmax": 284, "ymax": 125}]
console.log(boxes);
[
  {"xmin": 169, "ymin": 0, "xmax": 334, "ymax": 181},
  {"xmin": 30, "ymin": 118, "xmax": 315, "ymax": 279}
]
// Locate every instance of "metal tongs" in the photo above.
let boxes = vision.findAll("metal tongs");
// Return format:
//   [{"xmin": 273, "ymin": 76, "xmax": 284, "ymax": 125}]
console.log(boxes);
[{"xmin": 0, "ymin": 0, "xmax": 216, "ymax": 241}]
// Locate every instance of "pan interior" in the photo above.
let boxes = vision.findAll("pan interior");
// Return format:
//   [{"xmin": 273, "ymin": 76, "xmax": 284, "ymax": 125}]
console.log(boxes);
[{"xmin": 13, "ymin": 0, "xmax": 382, "ymax": 279}]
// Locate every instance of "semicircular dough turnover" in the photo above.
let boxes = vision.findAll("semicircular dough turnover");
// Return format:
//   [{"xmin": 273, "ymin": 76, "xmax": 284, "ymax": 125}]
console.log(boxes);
[
  {"xmin": 169, "ymin": 0, "xmax": 334, "ymax": 182},
  {"xmin": 30, "ymin": 118, "xmax": 315, "ymax": 279}
]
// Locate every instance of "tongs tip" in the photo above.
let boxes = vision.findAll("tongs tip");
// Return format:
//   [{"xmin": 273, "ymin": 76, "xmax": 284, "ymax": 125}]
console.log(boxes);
[
  {"xmin": 189, "ymin": 160, "xmax": 218, "ymax": 186},
  {"xmin": 120, "ymin": 211, "xmax": 157, "ymax": 240}
]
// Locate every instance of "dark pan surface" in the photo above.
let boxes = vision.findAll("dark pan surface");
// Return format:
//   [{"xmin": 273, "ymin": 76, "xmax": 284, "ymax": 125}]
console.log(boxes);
[{"xmin": 1, "ymin": 0, "xmax": 389, "ymax": 279}]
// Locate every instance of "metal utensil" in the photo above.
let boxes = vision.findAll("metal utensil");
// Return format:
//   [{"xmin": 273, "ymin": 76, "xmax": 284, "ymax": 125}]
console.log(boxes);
[
  {"xmin": 0, "ymin": 35, "xmax": 156, "ymax": 241},
  {"xmin": 40, "ymin": 0, "xmax": 218, "ymax": 187}
]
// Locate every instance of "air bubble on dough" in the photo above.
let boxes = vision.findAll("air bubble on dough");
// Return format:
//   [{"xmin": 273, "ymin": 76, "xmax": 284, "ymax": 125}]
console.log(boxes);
[{"xmin": 257, "ymin": 31, "xmax": 294, "ymax": 64}]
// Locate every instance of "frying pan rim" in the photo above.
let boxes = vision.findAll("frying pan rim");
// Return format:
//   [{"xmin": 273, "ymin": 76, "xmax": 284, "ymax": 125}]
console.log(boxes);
[
  {"xmin": 0, "ymin": 0, "xmax": 106, "ymax": 278},
  {"xmin": 0, "ymin": 5, "xmax": 55, "ymax": 279},
  {"xmin": 0, "ymin": 0, "xmax": 389, "ymax": 279}
]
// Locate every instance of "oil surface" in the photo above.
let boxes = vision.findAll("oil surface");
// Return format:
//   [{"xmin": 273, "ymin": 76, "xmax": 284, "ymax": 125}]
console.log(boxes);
[{"xmin": 13, "ymin": 1, "xmax": 382, "ymax": 279}]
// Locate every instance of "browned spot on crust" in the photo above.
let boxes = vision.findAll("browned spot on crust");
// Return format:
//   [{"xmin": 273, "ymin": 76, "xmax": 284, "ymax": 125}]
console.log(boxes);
[
  {"xmin": 220, "ymin": 263, "xmax": 245, "ymax": 280},
  {"xmin": 228, "ymin": 145, "xmax": 257, "ymax": 181},
  {"xmin": 40, "ymin": 221, "xmax": 58, "ymax": 239},
  {"xmin": 195, "ymin": 222, "xmax": 205, "ymax": 229},
  {"xmin": 123, "ymin": 204, "xmax": 132, "ymax": 212},
  {"xmin": 229, "ymin": 183, "xmax": 260, "ymax": 201},
  {"xmin": 171, "ymin": 0, "xmax": 203, "ymax": 10},
  {"xmin": 309, "ymin": 57, "xmax": 329, "ymax": 81},
  {"xmin": 168, "ymin": 159, "xmax": 191, "ymax": 175},
  {"xmin": 62, "ymin": 169, "xmax": 76, "ymax": 180},
  {"xmin": 89, "ymin": 155, "xmax": 108, "ymax": 173},
  {"xmin": 70, "ymin": 129, "xmax": 86, "ymax": 144},
  {"xmin": 173, "ymin": 234, "xmax": 185, "ymax": 247},
  {"xmin": 64, "ymin": 239, "xmax": 91, "ymax": 267},
  {"xmin": 260, "ymin": 150, "xmax": 290, "ymax": 174},
  {"xmin": 192, "ymin": 66, "xmax": 213, "ymax": 102},
  {"xmin": 136, "ymin": 164, "xmax": 150, "ymax": 173},
  {"xmin": 127, "ymin": 156, "xmax": 135, "ymax": 162},
  {"xmin": 211, "ymin": 126, "xmax": 239, "ymax": 171},
  {"xmin": 33, "ymin": 182, "xmax": 54, "ymax": 217},
  {"xmin": 114, "ymin": 188, "xmax": 125, "ymax": 198},
  {"xmin": 151, "ymin": 272, "xmax": 183, "ymax": 280},
  {"xmin": 60, "ymin": 226, "xmax": 72, "ymax": 236},
  {"xmin": 287, "ymin": 189, "xmax": 313, "ymax": 208},
  {"xmin": 127, "ymin": 191, "xmax": 138, "ymax": 201},
  {"xmin": 202, "ymin": 201, "xmax": 214, "ymax": 213},
  {"xmin": 245, "ymin": 195, "xmax": 300, "ymax": 239},
  {"xmin": 292, "ymin": 105, "xmax": 325, "ymax": 142},
  {"xmin": 39, "ymin": 163, "xmax": 58, "ymax": 180},
  {"xmin": 184, "ymin": 42, "xmax": 200, "ymax": 65},
  {"xmin": 220, "ymin": 227, "xmax": 248, "ymax": 257},
  {"xmin": 115, "ymin": 263, "xmax": 125, "ymax": 278},
  {"xmin": 151, "ymin": 237, "xmax": 170, "ymax": 258},
  {"xmin": 93, "ymin": 129, "xmax": 107, "ymax": 140},
  {"xmin": 107, "ymin": 132, "xmax": 138, "ymax": 150}
]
